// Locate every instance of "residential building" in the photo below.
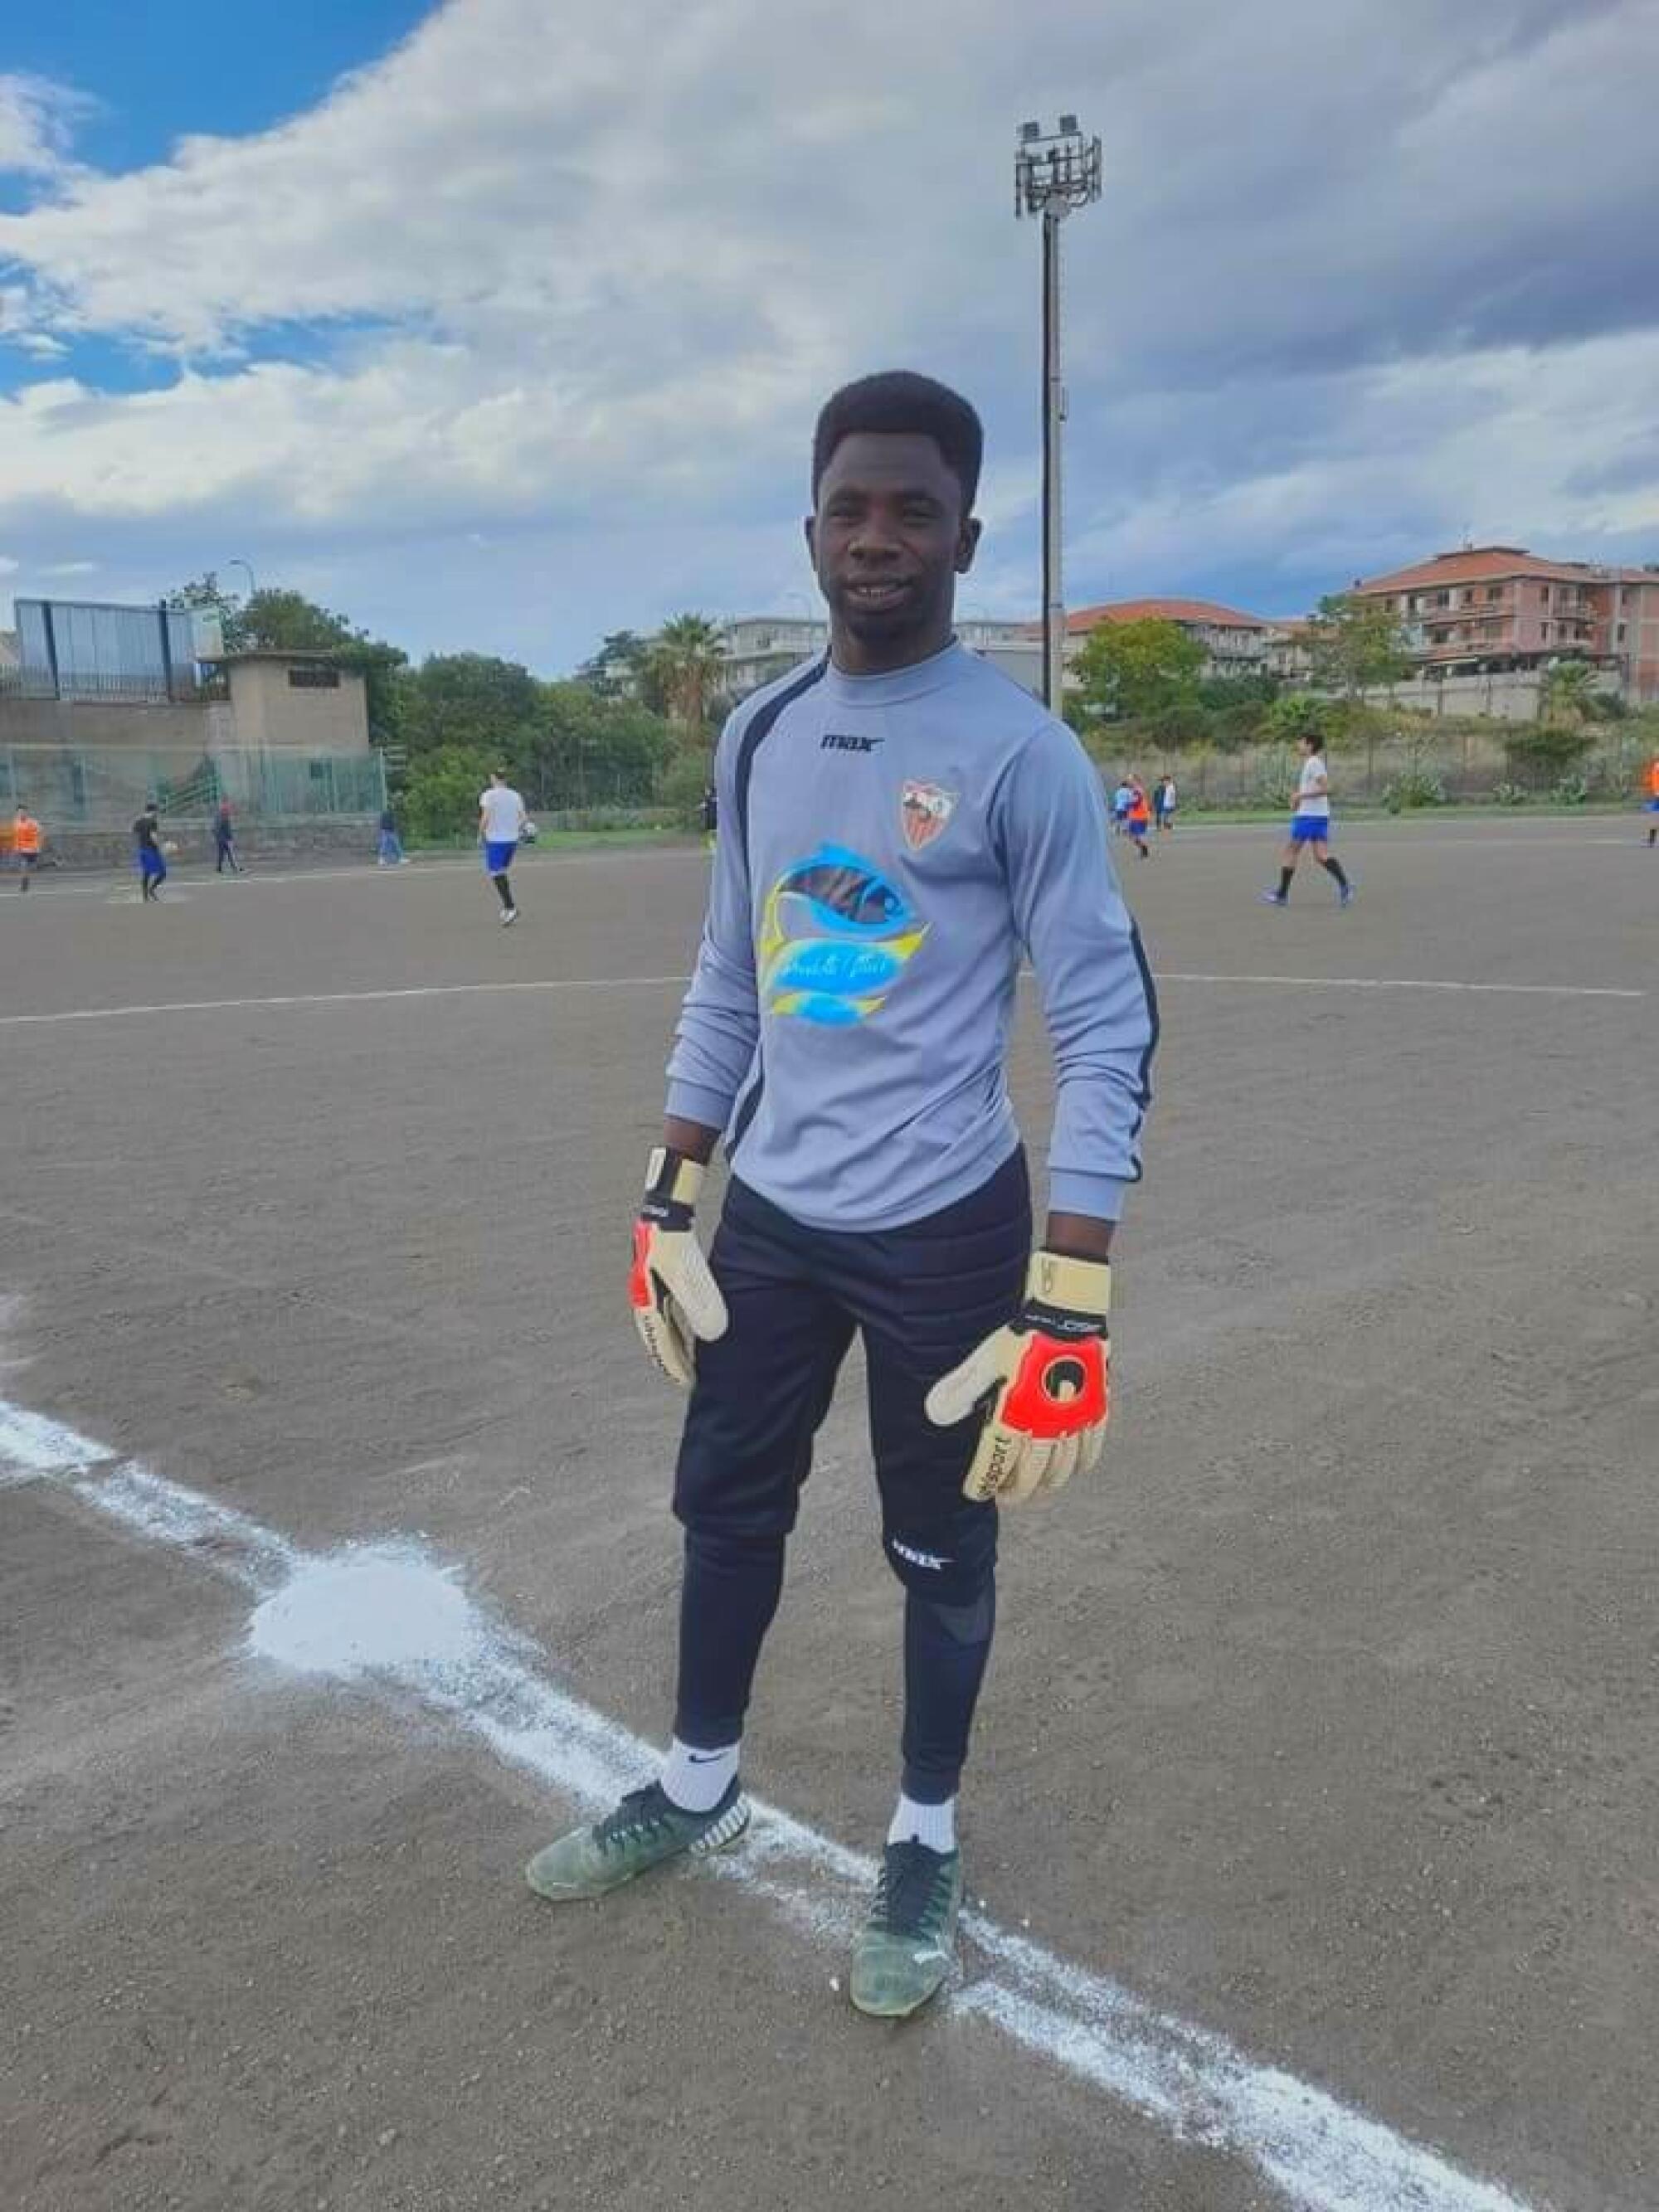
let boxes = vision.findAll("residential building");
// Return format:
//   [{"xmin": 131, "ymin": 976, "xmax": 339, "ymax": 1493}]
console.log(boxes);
[
  {"xmin": 1262, "ymin": 619, "xmax": 1314, "ymax": 683},
  {"xmin": 1049, "ymin": 598, "xmax": 1275, "ymax": 682},
  {"xmin": 714, "ymin": 613, "xmax": 1044, "ymax": 702},
  {"xmin": 1350, "ymin": 547, "xmax": 1659, "ymax": 702}
]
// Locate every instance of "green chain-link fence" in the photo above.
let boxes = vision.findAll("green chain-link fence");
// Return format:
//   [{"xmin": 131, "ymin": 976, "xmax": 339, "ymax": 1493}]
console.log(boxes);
[{"xmin": 0, "ymin": 746, "xmax": 387, "ymax": 830}]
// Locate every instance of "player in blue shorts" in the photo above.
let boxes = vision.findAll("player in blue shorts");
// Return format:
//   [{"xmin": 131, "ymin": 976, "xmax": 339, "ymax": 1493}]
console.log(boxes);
[
  {"xmin": 477, "ymin": 769, "xmax": 526, "ymax": 926},
  {"xmin": 132, "ymin": 802, "xmax": 168, "ymax": 902},
  {"xmin": 1262, "ymin": 733, "xmax": 1353, "ymax": 906},
  {"xmin": 523, "ymin": 372, "xmax": 1157, "ymax": 2019}
]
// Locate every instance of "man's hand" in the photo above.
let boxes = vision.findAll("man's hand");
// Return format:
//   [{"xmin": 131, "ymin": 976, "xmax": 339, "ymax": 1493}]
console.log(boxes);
[
  {"xmin": 924, "ymin": 1252, "xmax": 1110, "ymax": 1506},
  {"xmin": 629, "ymin": 1148, "xmax": 728, "ymax": 1387}
]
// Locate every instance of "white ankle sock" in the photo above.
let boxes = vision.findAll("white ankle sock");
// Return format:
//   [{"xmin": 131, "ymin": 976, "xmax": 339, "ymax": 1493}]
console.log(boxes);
[
  {"xmin": 888, "ymin": 1792, "xmax": 956, "ymax": 1854},
  {"xmin": 660, "ymin": 1738, "xmax": 740, "ymax": 1814}
]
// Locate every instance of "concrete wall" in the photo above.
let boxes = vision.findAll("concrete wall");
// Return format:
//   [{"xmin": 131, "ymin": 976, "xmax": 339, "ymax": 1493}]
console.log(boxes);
[
  {"xmin": 227, "ymin": 662, "xmax": 368, "ymax": 751},
  {"xmin": 0, "ymin": 694, "xmax": 215, "ymax": 751},
  {"xmin": 1355, "ymin": 671, "xmax": 1549, "ymax": 722}
]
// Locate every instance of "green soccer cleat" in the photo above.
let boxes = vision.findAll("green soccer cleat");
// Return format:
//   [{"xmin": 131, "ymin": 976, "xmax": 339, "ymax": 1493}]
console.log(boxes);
[
  {"xmin": 849, "ymin": 1841, "xmax": 963, "ymax": 2018},
  {"xmin": 524, "ymin": 1778, "xmax": 749, "ymax": 1903}
]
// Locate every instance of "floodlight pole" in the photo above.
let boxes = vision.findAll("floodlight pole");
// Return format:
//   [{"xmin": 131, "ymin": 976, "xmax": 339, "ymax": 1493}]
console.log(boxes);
[{"xmin": 1016, "ymin": 119, "xmax": 1102, "ymax": 711}]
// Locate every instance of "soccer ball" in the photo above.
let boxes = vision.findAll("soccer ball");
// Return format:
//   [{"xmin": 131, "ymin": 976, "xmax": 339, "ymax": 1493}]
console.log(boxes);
[
  {"xmin": 163, "ymin": 839, "xmax": 181, "ymax": 856},
  {"xmin": 521, "ymin": 820, "xmax": 538, "ymax": 843}
]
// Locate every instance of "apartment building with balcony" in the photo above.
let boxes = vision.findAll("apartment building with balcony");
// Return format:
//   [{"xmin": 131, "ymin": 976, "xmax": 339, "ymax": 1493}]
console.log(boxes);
[
  {"xmin": 1053, "ymin": 598, "xmax": 1274, "ymax": 680},
  {"xmin": 1350, "ymin": 547, "xmax": 1659, "ymax": 702},
  {"xmin": 715, "ymin": 613, "xmax": 1043, "ymax": 701}
]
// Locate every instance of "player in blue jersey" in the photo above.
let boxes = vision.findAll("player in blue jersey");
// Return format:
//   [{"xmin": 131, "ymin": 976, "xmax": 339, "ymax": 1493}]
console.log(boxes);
[{"xmin": 526, "ymin": 374, "xmax": 1159, "ymax": 2016}]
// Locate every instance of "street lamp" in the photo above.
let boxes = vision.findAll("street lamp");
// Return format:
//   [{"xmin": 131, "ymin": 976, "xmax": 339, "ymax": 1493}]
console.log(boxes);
[
  {"xmin": 227, "ymin": 557, "xmax": 258, "ymax": 603},
  {"xmin": 1015, "ymin": 115, "xmax": 1102, "ymax": 710}
]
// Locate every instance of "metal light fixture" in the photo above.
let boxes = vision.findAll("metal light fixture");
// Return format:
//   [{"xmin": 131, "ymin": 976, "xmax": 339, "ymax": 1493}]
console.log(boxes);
[{"xmin": 1014, "ymin": 117, "xmax": 1102, "ymax": 710}]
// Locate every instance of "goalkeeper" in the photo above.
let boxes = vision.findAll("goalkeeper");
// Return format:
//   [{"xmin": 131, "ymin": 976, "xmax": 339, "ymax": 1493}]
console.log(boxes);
[{"xmin": 527, "ymin": 373, "xmax": 1158, "ymax": 2017}]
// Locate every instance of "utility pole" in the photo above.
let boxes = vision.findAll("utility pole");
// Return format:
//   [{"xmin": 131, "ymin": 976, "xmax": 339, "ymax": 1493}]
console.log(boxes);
[{"xmin": 1015, "ymin": 117, "xmax": 1102, "ymax": 711}]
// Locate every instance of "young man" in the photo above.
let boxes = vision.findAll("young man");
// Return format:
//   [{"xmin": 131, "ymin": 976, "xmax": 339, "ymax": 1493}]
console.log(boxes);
[
  {"xmin": 133, "ymin": 803, "xmax": 168, "ymax": 902},
  {"xmin": 525, "ymin": 373, "xmax": 1158, "ymax": 2018},
  {"xmin": 214, "ymin": 799, "xmax": 242, "ymax": 875},
  {"xmin": 1111, "ymin": 777, "xmax": 1133, "ymax": 835},
  {"xmin": 377, "ymin": 804, "xmax": 406, "ymax": 866},
  {"xmin": 12, "ymin": 805, "xmax": 42, "ymax": 892},
  {"xmin": 1644, "ymin": 751, "xmax": 1659, "ymax": 848},
  {"xmin": 477, "ymin": 769, "xmax": 525, "ymax": 924},
  {"xmin": 1124, "ymin": 775, "xmax": 1152, "ymax": 858},
  {"xmin": 1155, "ymin": 774, "xmax": 1176, "ymax": 832},
  {"xmin": 1262, "ymin": 732, "xmax": 1353, "ymax": 907}
]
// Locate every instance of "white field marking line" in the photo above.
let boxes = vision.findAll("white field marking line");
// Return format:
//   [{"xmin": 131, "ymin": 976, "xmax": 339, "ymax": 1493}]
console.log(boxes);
[
  {"xmin": 1, "ymin": 1397, "xmax": 1540, "ymax": 2212},
  {"xmin": 0, "ymin": 976, "xmax": 693, "ymax": 1026},
  {"xmin": 1158, "ymin": 971, "xmax": 1642, "ymax": 1001},
  {"xmin": 0, "ymin": 965, "xmax": 1642, "ymax": 1028}
]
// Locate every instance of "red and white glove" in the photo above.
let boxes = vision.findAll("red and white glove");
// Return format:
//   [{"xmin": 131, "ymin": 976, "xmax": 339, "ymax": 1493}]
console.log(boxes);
[
  {"xmin": 629, "ymin": 1149, "xmax": 729, "ymax": 1388},
  {"xmin": 924, "ymin": 1252, "xmax": 1110, "ymax": 1505}
]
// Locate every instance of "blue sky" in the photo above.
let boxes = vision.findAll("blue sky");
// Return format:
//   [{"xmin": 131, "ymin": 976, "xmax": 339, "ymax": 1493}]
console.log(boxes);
[{"xmin": 3, "ymin": 0, "xmax": 1657, "ymax": 673}]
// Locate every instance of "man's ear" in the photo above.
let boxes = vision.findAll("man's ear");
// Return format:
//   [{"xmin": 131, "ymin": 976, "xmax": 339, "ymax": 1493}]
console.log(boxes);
[
  {"xmin": 956, "ymin": 516, "xmax": 983, "ymax": 576},
  {"xmin": 803, "ymin": 514, "xmax": 817, "ymax": 565}
]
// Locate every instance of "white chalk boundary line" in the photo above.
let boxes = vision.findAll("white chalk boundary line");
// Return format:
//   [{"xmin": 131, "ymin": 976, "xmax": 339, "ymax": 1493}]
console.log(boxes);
[
  {"xmin": 1, "ymin": 1393, "xmax": 1540, "ymax": 2212},
  {"xmin": 1157, "ymin": 971, "xmax": 1642, "ymax": 1000},
  {"xmin": 0, "ymin": 965, "xmax": 1641, "ymax": 1028}
]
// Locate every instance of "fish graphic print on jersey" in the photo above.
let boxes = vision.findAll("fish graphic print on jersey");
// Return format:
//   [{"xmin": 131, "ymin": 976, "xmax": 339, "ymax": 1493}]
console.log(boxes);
[
  {"xmin": 759, "ymin": 844, "xmax": 927, "ymax": 1024},
  {"xmin": 667, "ymin": 640, "xmax": 1158, "ymax": 1233}
]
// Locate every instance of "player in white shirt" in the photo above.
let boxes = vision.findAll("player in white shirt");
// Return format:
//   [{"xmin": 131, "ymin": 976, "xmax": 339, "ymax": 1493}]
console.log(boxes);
[
  {"xmin": 478, "ymin": 769, "xmax": 527, "ymax": 926},
  {"xmin": 1261, "ymin": 734, "xmax": 1353, "ymax": 907}
]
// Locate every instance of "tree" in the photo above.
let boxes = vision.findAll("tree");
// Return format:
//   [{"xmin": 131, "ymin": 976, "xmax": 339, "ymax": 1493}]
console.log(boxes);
[
  {"xmin": 166, "ymin": 572, "xmax": 249, "ymax": 652},
  {"xmin": 1070, "ymin": 618, "xmax": 1205, "ymax": 722},
  {"xmin": 1541, "ymin": 659, "xmax": 1596, "ymax": 727},
  {"xmin": 530, "ymin": 683, "xmax": 674, "ymax": 810},
  {"xmin": 1262, "ymin": 691, "xmax": 1335, "ymax": 745},
  {"xmin": 575, "ymin": 630, "xmax": 653, "ymax": 702},
  {"xmin": 405, "ymin": 653, "xmax": 542, "ymax": 766},
  {"xmin": 649, "ymin": 613, "xmax": 727, "ymax": 732},
  {"xmin": 399, "ymin": 744, "xmax": 499, "ymax": 841},
  {"xmin": 1304, "ymin": 593, "xmax": 1411, "ymax": 699}
]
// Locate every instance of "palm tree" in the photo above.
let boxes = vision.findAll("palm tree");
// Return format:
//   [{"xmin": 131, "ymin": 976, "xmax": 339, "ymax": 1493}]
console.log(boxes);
[
  {"xmin": 1542, "ymin": 659, "xmax": 1595, "ymax": 727},
  {"xmin": 650, "ymin": 614, "xmax": 727, "ymax": 733}
]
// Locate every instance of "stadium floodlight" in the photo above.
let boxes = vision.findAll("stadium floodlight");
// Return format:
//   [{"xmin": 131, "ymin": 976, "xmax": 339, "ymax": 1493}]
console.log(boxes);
[{"xmin": 1014, "ymin": 117, "xmax": 1102, "ymax": 710}]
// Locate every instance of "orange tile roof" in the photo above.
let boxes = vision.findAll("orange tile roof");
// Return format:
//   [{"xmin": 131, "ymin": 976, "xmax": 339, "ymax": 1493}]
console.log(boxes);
[
  {"xmin": 1062, "ymin": 597, "xmax": 1268, "ymax": 634},
  {"xmin": 1353, "ymin": 546, "xmax": 1652, "ymax": 594}
]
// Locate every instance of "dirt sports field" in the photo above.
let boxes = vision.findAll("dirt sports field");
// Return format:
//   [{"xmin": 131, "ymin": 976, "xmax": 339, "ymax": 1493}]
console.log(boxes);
[{"xmin": 2, "ymin": 817, "xmax": 1653, "ymax": 2212}]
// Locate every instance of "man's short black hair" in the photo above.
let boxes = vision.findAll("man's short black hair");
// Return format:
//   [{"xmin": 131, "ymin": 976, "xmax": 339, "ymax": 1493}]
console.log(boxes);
[{"xmin": 811, "ymin": 372, "xmax": 983, "ymax": 513}]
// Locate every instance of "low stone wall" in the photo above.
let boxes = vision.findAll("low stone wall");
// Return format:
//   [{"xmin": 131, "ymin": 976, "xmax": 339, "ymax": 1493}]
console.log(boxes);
[{"xmin": 36, "ymin": 819, "xmax": 381, "ymax": 872}]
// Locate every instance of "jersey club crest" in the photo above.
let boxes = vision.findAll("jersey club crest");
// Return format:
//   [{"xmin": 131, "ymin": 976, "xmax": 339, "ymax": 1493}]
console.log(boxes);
[{"xmin": 900, "ymin": 779, "xmax": 958, "ymax": 851}]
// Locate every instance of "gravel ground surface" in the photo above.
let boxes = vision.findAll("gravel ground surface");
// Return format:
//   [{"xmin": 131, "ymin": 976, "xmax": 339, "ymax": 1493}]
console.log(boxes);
[{"xmin": 2, "ymin": 816, "xmax": 1654, "ymax": 2212}]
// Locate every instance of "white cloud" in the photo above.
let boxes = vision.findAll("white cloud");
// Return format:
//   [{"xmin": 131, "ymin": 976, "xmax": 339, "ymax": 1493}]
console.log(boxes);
[
  {"xmin": 0, "ymin": 75, "xmax": 87, "ymax": 178},
  {"xmin": 0, "ymin": 2, "xmax": 1656, "ymax": 661}
]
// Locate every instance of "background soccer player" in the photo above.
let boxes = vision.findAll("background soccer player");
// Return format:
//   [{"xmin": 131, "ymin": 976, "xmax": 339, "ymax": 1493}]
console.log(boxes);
[
  {"xmin": 526, "ymin": 372, "xmax": 1158, "ymax": 2019},
  {"xmin": 1262, "ymin": 732, "xmax": 1353, "ymax": 907},
  {"xmin": 477, "ymin": 768, "xmax": 526, "ymax": 925},
  {"xmin": 12, "ymin": 805, "xmax": 42, "ymax": 892},
  {"xmin": 133, "ymin": 802, "xmax": 168, "ymax": 902}
]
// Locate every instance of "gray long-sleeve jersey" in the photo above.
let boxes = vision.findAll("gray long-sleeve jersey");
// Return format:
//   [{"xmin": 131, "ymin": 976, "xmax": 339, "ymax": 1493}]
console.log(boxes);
[{"xmin": 666, "ymin": 641, "xmax": 1157, "ymax": 1232}]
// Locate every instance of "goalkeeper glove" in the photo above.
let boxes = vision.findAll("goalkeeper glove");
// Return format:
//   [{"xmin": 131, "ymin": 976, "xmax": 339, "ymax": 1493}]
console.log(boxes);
[
  {"xmin": 629, "ymin": 1148, "xmax": 729, "ymax": 1387},
  {"xmin": 924, "ymin": 1251, "xmax": 1110, "ymax": 1506}
]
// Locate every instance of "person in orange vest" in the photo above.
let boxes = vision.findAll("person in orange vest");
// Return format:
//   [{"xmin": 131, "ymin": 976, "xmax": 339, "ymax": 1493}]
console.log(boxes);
[
  {"xmin": 1645, "ymin": 752, "xmax": 1659, "ymax": 848},
  {"xmin": 1123, "ymin": 775, "xmax": 1152, "ymax": 859},
  {"xmin": 12, "ymin": 805, "xmax": 42, "ymax": 892}
]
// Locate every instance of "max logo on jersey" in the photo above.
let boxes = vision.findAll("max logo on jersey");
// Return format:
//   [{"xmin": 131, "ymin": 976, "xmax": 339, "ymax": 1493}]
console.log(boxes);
[
  {"xmin": 901, "ymin": 779, "xmax": 957, "ymax": 850},
  {"xmin": 759, "ymin": 843, "xmax": 928, "ymax": 1026}
]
